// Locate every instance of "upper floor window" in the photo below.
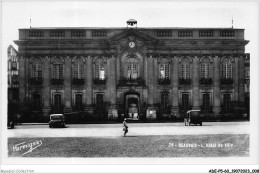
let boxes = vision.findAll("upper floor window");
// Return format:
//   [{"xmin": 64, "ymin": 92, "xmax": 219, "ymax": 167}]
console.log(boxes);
[
  {"xmin": 221, "ymin": 58, "xmax": 233, "ymax": 79},
  {"xmin": 245, "ymin": 69, "xmax": 250, "ymax": 79},
  {"xmin": 159, "ymin": 58, "xmax": 170, "ymax": 79},
  {"xmin": 94, "ymin": 58, "xmax": 105, "ymax": 80},
  {"xmin": 200, "ymin": 58, "xmax": 211, "ymax": 79},
  {"xmin": 31, "ymin": 59, "xmax": 42, "ymax": 79},
  {"xmin": 52, "ymin": 58, "xmax": 64, "ymax": 79},
  {"xmin": 73, "ymin": 58, "xmax": 84, "ymax": 79},
  {"xmin": 179, "ymin": 58, "xmax": 191, "ymax": 79},
  {"xmin": 126, "ymin": 58, "xmax": 139, "ymax": 79}
]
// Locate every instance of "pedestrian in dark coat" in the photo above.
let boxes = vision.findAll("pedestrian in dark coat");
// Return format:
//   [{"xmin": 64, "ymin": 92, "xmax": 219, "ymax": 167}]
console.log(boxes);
[{"xmin": 123, "ymin": 118, "xmax": 128, "ymax": 137}]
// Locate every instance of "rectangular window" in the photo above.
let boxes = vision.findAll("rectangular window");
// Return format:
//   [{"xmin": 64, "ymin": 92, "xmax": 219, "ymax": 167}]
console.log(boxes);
[
  {"xmin": 201, "ymin": 63, "xmax": 211, "ymax": 78},
  {"xmin": 245, "ymin": 69, "xmax": 250, "ymax": 79},
  {"xmin": 161, "ymin": 94, "xmax": 169, "ymax": 113},
  {"xmin": 127, "ymin": 63, "xmax": 138, "ymax": 79},
  {"xmin": 31, "ymin": 64, "xmax": 42, "ymax": 78},
  {"xmin": 75, "ymin": 94, "xmax": 83, "ymax": 110},
  {"xmin": 182, "ymin": 94, "xmax": 189, "ymax": 110},
  {"xmin": 160, "ymin": 64, "xmax": 170, "ymax": 79},
  {"xmin": 223, "ymin": 94, "xmax": 231, "ymax": 110},
  {"xmin": 203, "ymin": 93, "xmax": 210, "ymax": 110},
  {"xmin": 73, "ymin": 63, "xmax": 83, "ymax": 79},
  {"xmin": 11, "ymin": 62, "xmax": 17, "ymax": 70},
  {"xmin": 53, "ymin": 64, "xmax": 63, "ymax": 79}
]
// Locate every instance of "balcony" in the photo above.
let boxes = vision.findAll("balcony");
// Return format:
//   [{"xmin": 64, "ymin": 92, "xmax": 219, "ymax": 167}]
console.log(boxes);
[
  {"xmin": 72, "ymin": 78, "xmax": 85, "ymax": 85},
  {"xmin": 30, "ymin": 78, "xmax": 43, "ymax": 85},
  {"xmin": 200, "ymin": 78, "xmax": 212, "ymax": 85},
  {"xmin": 158, "ymin": 78, "xmax": 171, "ymax": 85},
  {"xmin": 118, "ymin": 77, "xmax": 145, "ymax": 86},
  {"xmin": 93, "ymin": 78, "xmax": 106, "ymax": 85},
  {"xmin": 179, "ymin": 78, "xmax": 192, "ymax": 85},
  {"xmin": 221, "ymin": 78, "xmax": 234, "ymax": 85},
  {"xmin": 51, "ymin": 79, "xmax": 64, "ymax": 85}
]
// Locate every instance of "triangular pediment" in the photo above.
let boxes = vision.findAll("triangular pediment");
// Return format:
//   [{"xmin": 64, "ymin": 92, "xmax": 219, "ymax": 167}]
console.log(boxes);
[{"xmin": 109, "ymin": 28, "xmax": 157, "ymax": 42}]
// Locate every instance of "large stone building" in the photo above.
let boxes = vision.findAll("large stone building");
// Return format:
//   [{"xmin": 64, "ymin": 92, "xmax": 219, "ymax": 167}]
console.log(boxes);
[{"xmin": 14, "ymin": 20, "xmax": 249, "ymax": 122}]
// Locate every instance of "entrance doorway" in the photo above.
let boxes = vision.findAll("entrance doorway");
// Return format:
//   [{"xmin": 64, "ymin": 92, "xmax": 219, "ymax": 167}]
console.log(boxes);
[{"xmin": 125, "ymin": 93, "xmax": 140, "ymax": 120}]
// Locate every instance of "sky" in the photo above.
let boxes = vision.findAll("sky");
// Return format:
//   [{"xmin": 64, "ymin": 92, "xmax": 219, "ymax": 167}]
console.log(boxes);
[{"xmin": 1, "ymin": 1, "xmax": 258, "ymax": 53}]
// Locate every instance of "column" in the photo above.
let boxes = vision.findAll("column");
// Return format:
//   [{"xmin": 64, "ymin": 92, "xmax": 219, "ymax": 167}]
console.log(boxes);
[
  {"xmin": 171, "ymin": 56, "xmax": 179, "ymax": 116},
  {"xmin": 192, "ymin": 56, "xmax": 200, "ymax": 110},
  {"xmin": 110, "ymin": 55, "xmax": 117, "ymax": 105},
  {"xmin": 238, "ymin": 55, "xmax": 245, "ymax": 104},
  {"xmin": 108, "ymin": 55, "xmax": 117, "ymax": 119},
  {"xmin": 153, "ymin": 58, "xmax": 158, "ymax": 103},
  {"xmin": 146, "ymin": 55, "xmax": 156, "ymax": 119},
  {"xmin": 213, "ymin": 56, "xmax": 221, "ymax": 115},
  {"xmin": 84, "ymin": 55, "xmax": 93, "ymax": 114},
  {"xmin": 147, "ymin": 55, "xmax": 154, "ymax": 105},
  {"xmin": 42, "ymin": 56, "xmax": 51, "ymax": 117},
  {"xmin": 234, "ymin": 57, "xmax": 239, "ymax": 102},
  {"xmin": 63, "ymin": 56, "xmax": 72, "ymax": 113}
]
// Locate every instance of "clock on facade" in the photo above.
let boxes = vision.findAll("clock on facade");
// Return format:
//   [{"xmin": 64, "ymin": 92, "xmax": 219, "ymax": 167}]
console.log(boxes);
[{"xmin": 129, "ymin": 41, "xmax": 135, "ymax": 48}]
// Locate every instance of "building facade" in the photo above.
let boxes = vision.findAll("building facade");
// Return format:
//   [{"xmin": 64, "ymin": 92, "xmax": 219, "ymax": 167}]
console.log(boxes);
[
  {"xmin": 14, "ymin": 21, "xmax": 249, "ymax": 122},
  {"xmin": 8, "ymin": 45, "xmax": 19, "ymax": 117}
]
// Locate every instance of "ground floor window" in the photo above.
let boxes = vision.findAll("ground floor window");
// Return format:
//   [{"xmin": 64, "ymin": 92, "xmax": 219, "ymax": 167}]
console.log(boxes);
[
  {"xmin": 223, "ymin": 93, "xmax": 231, "ymax": 110},
  {"xmin": 161, "ymin": 93, "xmax": 169, "ymax": 113},
  {"xmin": 202, "ymin": 93, "xmax": 210, "ymax": 110},
  {"xmin": 53, "ymin": 94, "xmax": 62, "ymax": 110},
  {"xmin": 75, "ymin": 94, "xmax": 83, "ymax": 110},
  {"xmin": 96, "ymin": 93, "xmax": 104, "ymax": 119},
  {"xmin": 33, "ymin": 93, "xmax": 41, "ymax": 111},
  {"xmin": 181, "ymin": 93, "xmax": 189, "ymax": 111}
]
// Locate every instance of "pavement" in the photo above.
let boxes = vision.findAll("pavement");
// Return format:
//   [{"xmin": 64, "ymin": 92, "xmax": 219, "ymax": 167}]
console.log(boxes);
[{"xmin": 7, "ymin": 121, "xmax": 250, "ymax": 138}]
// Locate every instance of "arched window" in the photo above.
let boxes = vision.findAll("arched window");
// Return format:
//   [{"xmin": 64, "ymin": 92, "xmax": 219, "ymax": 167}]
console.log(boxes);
[
  {"xmin": 94, "ymin": 58, "xmax": 105, "ymax": 80},
  {"xmin": 159, "ymin": 58, "xmax": 170, "ymax": 79},
  {"xmin": 221, "ymin": 58, "xmax": 233, "ymax": 79},
  {"xmin": 52, "ymin": 57, "xmax": 63, "ymax": 79},
  {"xmin": 73, "ymin": 58, "xmax": 84, "ymax": 79},
  {"xmin": 179, "ymin": 58, "xmax": 191, "ymax": 79},
  {"xmin": 31, "ymin": 59, "xmax": 42, "ymax": 79},
  {"xmin": 126, "ymin": 58, "xmax": 139, "ymax": 79},
  {"xmin": 200, "ymin": 58, "xmax": 211, "ymax": 79}
]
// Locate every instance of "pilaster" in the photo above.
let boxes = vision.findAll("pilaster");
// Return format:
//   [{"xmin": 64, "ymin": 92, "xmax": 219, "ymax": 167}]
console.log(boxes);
[
  {"xmin": 238, "ymin": 55, "xmax": 245, "ymax": 104},
  {"xmin": 192, "ymin": 56, "xmax": 200, "ymax": 110},
  {"xmin": 84, "ymin": 55, "xmax": 94, "ymax": 114},
  {"xmin": 63, "ymin": 56, "xmax": 72, "ymax": 113},
  {"xmin": 171, "ymin": 56, "xmax": 179, "ymax": 116},
  {"xmin": 42, "ymin": 56, "xmax": 51, "ymax": 117},
  {"xmin": 213, "ymin": 56, "xmax": 221, "ymax": 114},
  {"xmin": 108, "ymin": 55, "xmax": 118, "ymax": 119}
]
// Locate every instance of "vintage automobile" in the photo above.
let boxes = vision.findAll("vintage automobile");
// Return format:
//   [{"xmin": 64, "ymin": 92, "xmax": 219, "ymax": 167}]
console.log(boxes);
[
  {"xmin": 184, "ymin": 110, "xmax": 202, "ymax": 126},
  {"xmin": 49, "ymin": 114, "xmax": 65, "ymax": 128}
]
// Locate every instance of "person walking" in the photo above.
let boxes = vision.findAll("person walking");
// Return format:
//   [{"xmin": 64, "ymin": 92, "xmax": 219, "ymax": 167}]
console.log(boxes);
[{"xmin": 123, "ymin": 118, "xmax": 128, "ymax": 137}]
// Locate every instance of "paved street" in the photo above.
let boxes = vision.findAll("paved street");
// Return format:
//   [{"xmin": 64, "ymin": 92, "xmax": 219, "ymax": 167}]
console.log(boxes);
[{"xmin": 8, "ymin": 121, "xmax": 249, "ymax": 138}]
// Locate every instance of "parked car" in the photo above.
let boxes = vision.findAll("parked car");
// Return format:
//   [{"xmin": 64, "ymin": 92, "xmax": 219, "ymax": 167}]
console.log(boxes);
[
  {"xmin": 49, "ymin": 114, "xmax": 65, "ymax": 128},
  {"xmin": 184, "ymin": 110, "xmax": 202, "ymax": 126}
]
